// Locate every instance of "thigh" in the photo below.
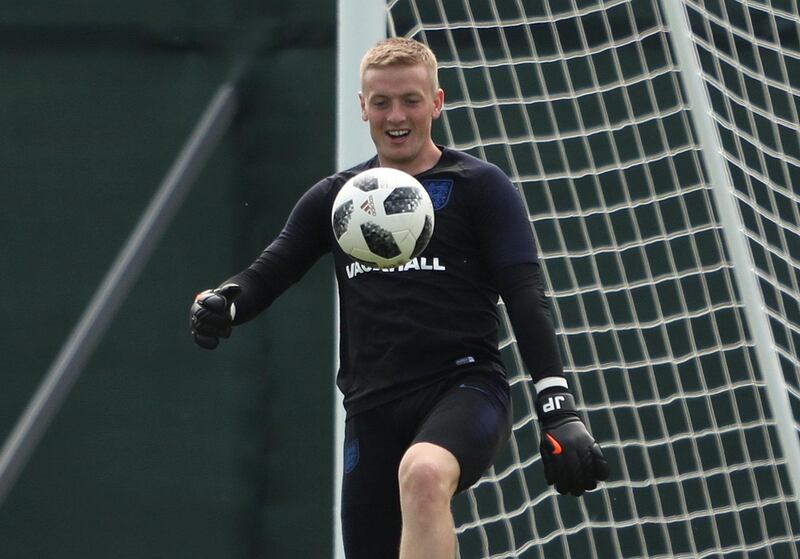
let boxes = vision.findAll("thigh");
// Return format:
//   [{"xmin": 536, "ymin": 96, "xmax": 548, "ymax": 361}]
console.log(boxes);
[
  {"xmin": 340, "ymin": 407, "xmax": 407, "ymax": 559},
  {"xmin": 413, "ymin": 371, "xmax": 512, "ymax": 493}
]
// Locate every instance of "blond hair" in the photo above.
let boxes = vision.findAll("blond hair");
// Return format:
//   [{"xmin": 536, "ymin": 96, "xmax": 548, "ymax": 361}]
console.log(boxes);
[{"xmin": 360, "ymin": 37, "xmax": 439, "ymax": 91}]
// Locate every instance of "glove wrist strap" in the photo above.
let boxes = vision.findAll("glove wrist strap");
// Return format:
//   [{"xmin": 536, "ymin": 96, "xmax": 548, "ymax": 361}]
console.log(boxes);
[{"xmin": 535, "ymin": 389, "xmax": 577, "ymax": 422}]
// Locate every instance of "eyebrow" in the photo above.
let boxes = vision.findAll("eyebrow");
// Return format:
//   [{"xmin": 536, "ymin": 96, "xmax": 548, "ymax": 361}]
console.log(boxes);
[{"xmin": 370, "ymin": 92, "xmax": 424, "ymax": 100}]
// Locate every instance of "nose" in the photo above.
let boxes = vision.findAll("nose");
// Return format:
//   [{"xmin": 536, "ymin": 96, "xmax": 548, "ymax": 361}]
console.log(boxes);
[{"xmin": 387, "ymin": 101, "xmax": 405, "ymax": 124}]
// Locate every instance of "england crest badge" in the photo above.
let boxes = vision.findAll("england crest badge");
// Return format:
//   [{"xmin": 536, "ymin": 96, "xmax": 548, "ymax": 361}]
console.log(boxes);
[{"xmin": 422, "ymin": 179, "xmax": 453, "ymax": 210}]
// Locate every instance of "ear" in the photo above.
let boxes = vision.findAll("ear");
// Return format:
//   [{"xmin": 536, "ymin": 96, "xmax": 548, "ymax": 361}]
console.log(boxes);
[
  {"xmin": 432, "ymin": 88, "xmax": 445, "ymax": 120},
  {"xmin": 358, "ymin": 91, "xmax": 368, "ymax": 122}
]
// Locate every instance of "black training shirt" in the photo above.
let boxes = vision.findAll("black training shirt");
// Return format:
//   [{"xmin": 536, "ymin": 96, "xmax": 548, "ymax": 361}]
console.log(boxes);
[{"xmin": 228, "ymin": 147, "xmax": 543, "ymax": 414}]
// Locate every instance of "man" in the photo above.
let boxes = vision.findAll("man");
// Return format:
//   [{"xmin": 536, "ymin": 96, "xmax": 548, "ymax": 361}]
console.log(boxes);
[{"xmin": 191, "ymin": 37, "xmax": 608, "ymax": 559}]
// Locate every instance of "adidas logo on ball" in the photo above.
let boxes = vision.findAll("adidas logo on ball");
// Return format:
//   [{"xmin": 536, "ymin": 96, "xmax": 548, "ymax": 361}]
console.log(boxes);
[{"xmin": 332, "ymin": 167, "xmax": 435, "ymax": 270}]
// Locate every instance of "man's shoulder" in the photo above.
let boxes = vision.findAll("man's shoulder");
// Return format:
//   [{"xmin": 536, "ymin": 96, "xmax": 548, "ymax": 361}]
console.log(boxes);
[
  {"xmin": 438, "ymin": 148, "xmax": 507, "ymax": 178},
  {"xmin": 442, "ymin": 147, "xmax": 490, "ymax": 168},
  {"xmin": 305, "ymin": 156, "xmax": 377, "ymax": 199},
  {"xmin": 435, "ymin": 148, "xmax": 511, "ymax": 189},
  {"xmin": 330, "ymin": 157, "xmax": 377, "ymax": 183}
]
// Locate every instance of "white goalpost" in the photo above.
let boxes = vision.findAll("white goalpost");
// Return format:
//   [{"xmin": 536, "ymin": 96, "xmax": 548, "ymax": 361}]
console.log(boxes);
[
  {"xmin": 337, "ymin": 1, "xmax": 800, "ymax": 557},
  {"xmin": 660, "ymin": 0, "xmax": 800, "ymax": 511},
  {"xmin": 334, "ymin": 2, "xmax": 386, "ymax": 558}
]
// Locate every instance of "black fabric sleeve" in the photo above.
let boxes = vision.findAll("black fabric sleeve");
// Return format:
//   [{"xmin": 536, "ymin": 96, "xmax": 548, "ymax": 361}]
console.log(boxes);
[
  {"xmin": 470, "ymin": 165, "xmax": 539, "ymax": 269},
  {"xmin": 221, "ymin": 179, "xmax": 332, "ymax": 325},
  {"xmin": 493, "ymin": 262, "xmax": 565, "ymax": 384}
]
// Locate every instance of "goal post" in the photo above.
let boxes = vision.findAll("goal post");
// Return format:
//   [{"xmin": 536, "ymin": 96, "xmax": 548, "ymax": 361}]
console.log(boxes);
[
  {"xmin": 660, "ymin": 0, "xmax": 800, "ymax": 509},
  {"xmin": 336, "ymin": 1, "xmax": 800, "ymax": 557},
  {"xmin": 334, "ymin": 2, "xmax": 386, "ymax": 558}
]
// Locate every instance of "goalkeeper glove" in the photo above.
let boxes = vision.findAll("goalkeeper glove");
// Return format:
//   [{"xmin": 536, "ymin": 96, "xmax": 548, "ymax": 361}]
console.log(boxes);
[
  {"xmin": 190, "ymin": 283, "xmax": 241, "ymax": 350},
  {"xmin": 536, "ymin": 388, "xmax": 609, "ymax": 496}
]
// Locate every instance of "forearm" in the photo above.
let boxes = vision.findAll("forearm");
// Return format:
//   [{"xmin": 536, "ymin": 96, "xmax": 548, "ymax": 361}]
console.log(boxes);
[
  {"xmin": 220, "ymin": 268, "xmax": 278, "ymax": 325},
  {"xmin": 495, "ymin": 264, "xmax": 609, "ymax": 495},
  {"xmin": 220, "ymin": 182, "xmax": 331, "ymax": 325},
  {"xmin": 493, "ymin": 262, "xmax": 566, "ymax": 392},
  {"xmin": 221, "ymin": 246, "xmax": 302, "ymax": 325}
]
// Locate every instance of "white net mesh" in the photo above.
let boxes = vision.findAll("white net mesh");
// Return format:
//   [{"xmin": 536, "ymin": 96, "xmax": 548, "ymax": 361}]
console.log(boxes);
[
  {"xmin": 684, "ymin": 0, "xmax": 800, "ymax": 428},
  {"xmin": 385, "ymin": 0, "xmax": 800, "ymax": 557}
]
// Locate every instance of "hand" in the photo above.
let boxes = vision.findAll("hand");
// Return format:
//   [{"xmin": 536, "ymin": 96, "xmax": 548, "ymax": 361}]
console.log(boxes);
[
  {"xmin": 190, "ymin": 284, "xmax": 241, "ymax": 350},
  {"xmin": 535, "ymin": 389, "xmax": 609, "ymax": 496}
]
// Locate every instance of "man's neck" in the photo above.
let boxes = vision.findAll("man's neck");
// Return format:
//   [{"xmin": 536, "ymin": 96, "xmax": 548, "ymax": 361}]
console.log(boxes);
[{"xmin": 381, "ymin": 144, "xmax": 442, "ymax": 177}]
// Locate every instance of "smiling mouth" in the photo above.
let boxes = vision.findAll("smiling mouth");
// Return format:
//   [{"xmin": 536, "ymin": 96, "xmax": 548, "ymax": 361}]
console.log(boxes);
[{"xmin": 386, "ymin": 130, "xmax": 410, "ymax": 139}]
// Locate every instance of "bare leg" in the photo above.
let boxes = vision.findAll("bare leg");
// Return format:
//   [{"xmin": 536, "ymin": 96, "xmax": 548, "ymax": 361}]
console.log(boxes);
[{"xmin": 397, "ymin": 442, "xmax": 461, "ymax": 559}]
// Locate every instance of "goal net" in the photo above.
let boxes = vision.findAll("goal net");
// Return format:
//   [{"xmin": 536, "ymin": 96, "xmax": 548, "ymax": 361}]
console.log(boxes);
[{"xmin": 384, "ymin": 0, "xmax": 800, "ymax": 557}]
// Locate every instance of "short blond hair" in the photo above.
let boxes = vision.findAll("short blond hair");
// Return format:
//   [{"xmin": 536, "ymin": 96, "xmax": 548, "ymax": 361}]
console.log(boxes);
[{"xmin": 360, "ymin": 37, "xmax": 439, "ymax": 91}]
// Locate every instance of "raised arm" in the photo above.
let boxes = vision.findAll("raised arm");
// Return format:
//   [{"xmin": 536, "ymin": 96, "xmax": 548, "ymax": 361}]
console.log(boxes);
[{"xmin": 190, "ymin": 178, "xmax": 332, "ymax": 349}]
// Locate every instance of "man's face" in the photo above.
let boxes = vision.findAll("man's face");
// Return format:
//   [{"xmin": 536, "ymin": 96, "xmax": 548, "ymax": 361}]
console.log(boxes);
[{"xmin": 359, "ymin": 64, "xmax": 444, "ymax": 174}]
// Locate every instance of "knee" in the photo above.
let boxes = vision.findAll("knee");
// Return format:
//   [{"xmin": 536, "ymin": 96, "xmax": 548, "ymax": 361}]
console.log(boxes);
[{"xmin": 398, "ymin": 443, "xmax": 460, "ymax": 513}]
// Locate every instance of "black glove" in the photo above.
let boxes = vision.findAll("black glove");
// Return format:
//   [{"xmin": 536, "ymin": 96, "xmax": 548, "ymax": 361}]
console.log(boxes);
[
  {"xmin": 536, "ymin": 388, "xmax": 609, "ymax": 496},
  {"xmin": 190, "ymin": 283, "xmax": 241, "ymax": 350}
]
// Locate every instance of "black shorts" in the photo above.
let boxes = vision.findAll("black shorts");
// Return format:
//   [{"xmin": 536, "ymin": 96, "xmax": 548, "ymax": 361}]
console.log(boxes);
[{"xmin": 340, "ymin": 369, "xmax": 512, "ymax": 558}]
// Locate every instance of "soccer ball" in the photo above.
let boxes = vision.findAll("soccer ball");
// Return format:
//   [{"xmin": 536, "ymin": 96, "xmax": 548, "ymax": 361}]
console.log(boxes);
[{"xmin": 331, "ymin": 167, "xmax": 435, "ymax": 269}]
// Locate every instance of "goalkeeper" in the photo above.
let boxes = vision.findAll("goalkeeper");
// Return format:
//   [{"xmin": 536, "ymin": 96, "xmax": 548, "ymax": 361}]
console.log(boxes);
[{"xmin": 191, "ymin": 37, "xmax": 609, "ymax": 559}]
